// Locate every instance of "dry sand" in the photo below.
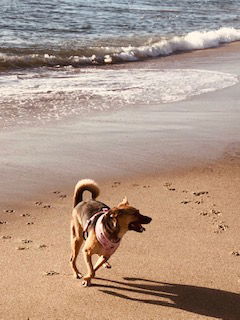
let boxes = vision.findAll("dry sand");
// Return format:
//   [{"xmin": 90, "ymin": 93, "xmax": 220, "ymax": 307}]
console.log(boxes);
[{"xmin": 0, "ymin": 153, "xmax": 240, "ymax": 320}]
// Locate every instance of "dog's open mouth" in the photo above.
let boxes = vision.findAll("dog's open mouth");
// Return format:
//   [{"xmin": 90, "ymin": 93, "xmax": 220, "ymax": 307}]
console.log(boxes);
[{"xmin": 128, "ymin": 222, "xmax": 146, "ymax": 233}]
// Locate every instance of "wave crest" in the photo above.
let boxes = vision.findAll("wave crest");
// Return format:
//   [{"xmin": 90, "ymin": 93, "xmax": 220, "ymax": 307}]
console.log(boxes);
[{"xmin": 0, "ymin": 27, "xmax": 240, "ymax": 71}]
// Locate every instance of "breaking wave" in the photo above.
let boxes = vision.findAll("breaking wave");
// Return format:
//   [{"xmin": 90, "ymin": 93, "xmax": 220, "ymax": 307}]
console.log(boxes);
[{"xmin": 0, "ymin": 27, "xmax": 240, "ymax": 71}]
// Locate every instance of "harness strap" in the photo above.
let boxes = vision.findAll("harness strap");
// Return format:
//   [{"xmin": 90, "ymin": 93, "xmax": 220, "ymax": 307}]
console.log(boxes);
[{"xmin": 83, "ymin": 208, "xmax": 109, "ymax": 240}]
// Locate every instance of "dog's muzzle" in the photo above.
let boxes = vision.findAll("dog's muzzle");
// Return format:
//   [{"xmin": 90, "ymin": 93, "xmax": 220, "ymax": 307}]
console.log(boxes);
[{"xmin": 128, "ymin": 214, "xmax": 152, "ymax": 233}]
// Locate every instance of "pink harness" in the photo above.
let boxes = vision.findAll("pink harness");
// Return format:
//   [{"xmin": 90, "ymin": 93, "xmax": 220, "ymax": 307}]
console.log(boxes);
[{"xmin": 83, "ymin": 208, "xmax": 120, "ymax": 257}]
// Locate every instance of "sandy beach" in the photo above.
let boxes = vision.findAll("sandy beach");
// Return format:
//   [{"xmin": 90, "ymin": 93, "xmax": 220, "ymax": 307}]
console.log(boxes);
[
  {"xmin": 0, "ymin": 154, "xmax": 240, "ymax": 320},
  {"xmin": 1, "ymin": 43, "xmax": 240, "ymax": 319}
]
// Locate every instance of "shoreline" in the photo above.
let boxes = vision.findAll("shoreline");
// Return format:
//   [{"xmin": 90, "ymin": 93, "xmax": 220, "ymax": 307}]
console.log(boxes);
[{"xmin": 1, "ymin": 74, "xmax": 240, "ymax": 205}]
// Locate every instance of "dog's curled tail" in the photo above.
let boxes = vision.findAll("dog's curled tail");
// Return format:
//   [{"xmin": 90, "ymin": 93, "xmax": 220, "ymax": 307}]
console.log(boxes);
[{"xmin": 73, "ymin": 179, "xmax": 100, "ymax": 207}]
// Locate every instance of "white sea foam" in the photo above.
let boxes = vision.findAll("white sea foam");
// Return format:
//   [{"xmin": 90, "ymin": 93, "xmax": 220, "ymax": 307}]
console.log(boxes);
[
  {"xmin": 0, "ymin": 67, "xmax": 238, "ymax": 127},
  {"xmin": 105, "ymin": 27, "xmax": 240, "ymax": 63}
]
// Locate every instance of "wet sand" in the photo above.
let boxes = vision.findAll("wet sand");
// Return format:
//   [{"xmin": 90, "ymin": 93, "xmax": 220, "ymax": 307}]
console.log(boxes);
[
  {"xmin": 0, "ymin": 43, "xmax": 240, "ymax": 319},
  {"xmin": 1, "ymin": 43, "xmax": 240, "ymax": 205}
]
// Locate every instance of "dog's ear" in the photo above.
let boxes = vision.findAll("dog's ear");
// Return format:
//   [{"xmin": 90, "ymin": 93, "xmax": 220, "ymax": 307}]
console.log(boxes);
[{"xmin": 118, "ymin": 196, "xmax": 129, "ymax": 207}]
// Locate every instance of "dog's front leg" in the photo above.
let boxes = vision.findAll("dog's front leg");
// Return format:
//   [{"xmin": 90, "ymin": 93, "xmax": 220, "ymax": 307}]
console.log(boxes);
[{"xmin": 82, "ymin": 249, "xmax": 95, "ymax": 287}]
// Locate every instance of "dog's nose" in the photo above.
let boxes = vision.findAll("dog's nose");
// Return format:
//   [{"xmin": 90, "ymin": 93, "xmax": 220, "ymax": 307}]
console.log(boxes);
[
  {"xmin": 141, "ymin": 215, "xmax": 152, "ymax": 224},
  {"xmin": 146, "ymin": 216, "xmax": 152, "ymax": 224}
]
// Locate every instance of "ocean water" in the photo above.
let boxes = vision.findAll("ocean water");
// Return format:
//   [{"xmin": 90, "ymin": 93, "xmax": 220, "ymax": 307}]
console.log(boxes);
[{"xmin": 1, "ymin": 0, "xmax": 240, "ymax": 127}]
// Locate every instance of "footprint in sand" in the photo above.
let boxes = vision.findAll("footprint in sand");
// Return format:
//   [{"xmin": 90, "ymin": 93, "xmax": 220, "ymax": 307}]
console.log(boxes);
[
  {"xmin": 35, "ymin": 201, "xmax": 52, "ymax": 208},
  {"xmin": 3, "ymin": 209, "xmax": 15, "ymax": 213},
  {"xmin": 16, "ymin": 246, "xmax": 29, "ymax": 250},
  {"xmin": 0, "ymin": 220, "xmax": 7, "ymax": 224},
  {"xmin": 53, "ymin": 191, "xmax": 61, "ymax": 194},
  {"xmin": 112, "ymin": 181, "xmax": 121, "ymax": 188},
  {"xmin": 38, "ymin": 244, "xmax": 47, "ymax": 249},
  {"xmin": 163, "ymin": 182, "xmax": 176, "ymax": 191},
  {"xmin": 164, "ymin": 182, "xmax": 172, "ymax": 187},
  {"xmin": 193, "ymin": 191, "xmax": 209, "ymax": 196},
  {"xmin": 181, "ymin": 200, "xmax": 191, "ymax": 204},
  {"xmin": 21, "ymin": 239, "xmax": 33, "ymax": 244},
  {"xmin": 43, "ymin": 271, "xmax": 59, "ymax": 276},
  {"xmin": 214, "ymin": 222, "xmax": 229, "ymax": 233},
  {"xmin": 26, "ymin": 222, "xmax": 34, "ymax": 225},
  {"xmin": 199, "ymin": 211, "xmax": 209, "ymax": 216},
  {"xmin": 1, "ymin": 235, "xmax": 12, "ymax": 240},
  {"xmin": 53, "ymin": 191, "xmax": 67, "ymax": 199},
  {"xmin": 43, "ymin": 205, "xmax": 51, "ymax": 208},
  {"xmin": 200, "ymin": 208, "xmax": 221, "ymax": 217},
  {"xmin": 211, "ymin": 209, "xmax": 221, "ymax": 216},
  {"xmin": 132, "ymin": 183, "xmax": 139, "ymax": 187},
  {"xmin": 231, "ymin": 251, "xmax": 240, "ymax": 257},
  {"xmin": 20, "ymin": 213, "xmax": 31, "ymax": 217}
]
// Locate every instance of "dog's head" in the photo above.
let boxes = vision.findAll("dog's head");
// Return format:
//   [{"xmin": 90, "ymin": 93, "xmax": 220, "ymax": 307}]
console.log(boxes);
[{"xmin": 107, "ymin": 197, "xmax": 152, "ymax": 237}]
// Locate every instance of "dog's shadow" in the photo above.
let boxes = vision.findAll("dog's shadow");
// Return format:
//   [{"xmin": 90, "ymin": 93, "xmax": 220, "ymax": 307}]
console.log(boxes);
[{"xmin": 95, "ymin": 277, "xmax": 240, "ymax": 320}]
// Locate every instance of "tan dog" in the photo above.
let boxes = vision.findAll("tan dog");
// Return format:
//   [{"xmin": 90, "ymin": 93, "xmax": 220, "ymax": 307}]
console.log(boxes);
[{"xmin": 70, "ymin": 179, "xmax": 152, "ymax": 287}]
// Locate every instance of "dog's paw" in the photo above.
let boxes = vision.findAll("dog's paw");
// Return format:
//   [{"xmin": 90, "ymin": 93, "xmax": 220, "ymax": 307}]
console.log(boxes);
[
  {"xmin": 75, "ymin": 273, "xmax": 83, "ymax": 279},
  {"xmin": 103, "ymin": 262, "xmax": 112, "ymax": 269},
  {"xmin": 81, "ymin": 280, "xmax": 91, "ymax": 287}
]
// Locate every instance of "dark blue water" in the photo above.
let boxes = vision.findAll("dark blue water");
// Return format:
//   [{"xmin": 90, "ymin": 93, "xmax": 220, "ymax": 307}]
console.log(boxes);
[{"xmin": 1, "ymin": 0, "xmax": 240, "ymax": 70}]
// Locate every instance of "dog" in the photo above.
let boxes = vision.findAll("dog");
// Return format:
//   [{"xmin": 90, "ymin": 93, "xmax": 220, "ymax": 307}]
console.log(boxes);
[{"xmin": 70, "ymin": 179, "xmax": 152, "ymax": 287}]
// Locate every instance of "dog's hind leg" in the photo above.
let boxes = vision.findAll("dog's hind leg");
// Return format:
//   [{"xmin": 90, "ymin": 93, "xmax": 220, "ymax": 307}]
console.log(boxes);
[
  {"xmin": 94, "ymin": 256, "xmax": 110, "ymax": 272},
  {"xmin": 70, "ymin": 221, "xmax": 83, "ymax": 279},
  {"xmin": 103, "ymin": 261, "xmax": 112, "ymax": 269}
]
